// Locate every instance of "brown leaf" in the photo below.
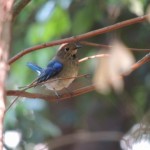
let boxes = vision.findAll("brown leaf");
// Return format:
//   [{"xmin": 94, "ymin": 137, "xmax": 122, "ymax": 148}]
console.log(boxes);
[
  {"xmin": 93, "ymin": 40, "xmax": 135, "ymax": 94},
  {"xmin": 93, "ymin": 54, "xmax": 111, "ymax": 94}
]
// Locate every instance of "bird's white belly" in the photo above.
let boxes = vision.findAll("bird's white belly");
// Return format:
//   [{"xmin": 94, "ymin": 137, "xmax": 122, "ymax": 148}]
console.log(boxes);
[
  {"xmin": 45, "ymin": 77, "xmax": 75, "ymax": 91},
  {"xmin": 44, "ymin": 65, "xmax": 78, "ymax": 91}
]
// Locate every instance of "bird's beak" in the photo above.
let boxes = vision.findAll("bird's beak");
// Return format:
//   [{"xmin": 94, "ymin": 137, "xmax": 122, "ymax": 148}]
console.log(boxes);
[{"xmin": 75, "ymin": 43, "xmax": 82, "ymax": 49}]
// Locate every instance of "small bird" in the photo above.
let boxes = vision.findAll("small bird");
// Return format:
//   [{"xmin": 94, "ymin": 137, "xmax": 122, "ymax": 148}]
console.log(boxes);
[{"xmin": 25, "ymin": 42, "xmax": 81, "ymax": 96}]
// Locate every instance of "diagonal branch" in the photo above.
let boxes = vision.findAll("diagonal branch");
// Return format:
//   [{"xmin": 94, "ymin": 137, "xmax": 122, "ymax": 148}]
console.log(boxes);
[
  {"xmin": 13, "ymin": 0, "xmax": 31, "ymax": 21},
  {"xmin": 7, "ymin": 85, "xmax": 95, "ymax": 102},
  {"xmin": 130, "ymin": 53, "xmax": 150, "ymax": 72},
  {"xmin": 8, "ymin": 14, "xmax": 150, "ymax": 64}
]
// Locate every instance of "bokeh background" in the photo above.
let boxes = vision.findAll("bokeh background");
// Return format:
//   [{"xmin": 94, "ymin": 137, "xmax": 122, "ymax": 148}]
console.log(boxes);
[{"xmin": 4, "ymin": 0, "xmax": 150, "ymax": 149}]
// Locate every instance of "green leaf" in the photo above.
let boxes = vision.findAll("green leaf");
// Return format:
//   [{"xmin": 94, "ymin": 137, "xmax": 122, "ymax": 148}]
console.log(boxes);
[{"xmin": 26, "ymin": 6, "xmax": 71, "ymax": 45}]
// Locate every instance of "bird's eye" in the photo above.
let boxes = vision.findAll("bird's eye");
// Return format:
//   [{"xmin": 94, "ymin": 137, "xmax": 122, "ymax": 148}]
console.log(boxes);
[{"xmin": 65, "ymin": 47, "xmax": 69, "ymax": 51}]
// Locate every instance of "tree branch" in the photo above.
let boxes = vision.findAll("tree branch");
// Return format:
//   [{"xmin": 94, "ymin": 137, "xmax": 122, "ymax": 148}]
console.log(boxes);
[
  {"xmin": 8, "ymin": 14, "xmax": 150, "ymax": 64},
  {"xmin": 130, "ymin": 53, "xmax": 150, "ymax": 72},
  {"xmin": 81, "ymin": 41, "xmax": 150, "ymax": 52},
  {"xmin": 46, "ymin": 131, "xmax": 123, "ymax": 149},
  {"xmin": 7, "ymin": 85, "xmax": 95, "ymax": 102},
  {"xmin": 13, "ymin": 0, "xmax": 31, "ymax": 21}
]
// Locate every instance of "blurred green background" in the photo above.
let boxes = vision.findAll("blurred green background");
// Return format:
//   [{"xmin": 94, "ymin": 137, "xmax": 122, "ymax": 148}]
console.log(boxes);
[{"xmin": 4, "ymin": 0, "xmax": 150, "ymax": 149}]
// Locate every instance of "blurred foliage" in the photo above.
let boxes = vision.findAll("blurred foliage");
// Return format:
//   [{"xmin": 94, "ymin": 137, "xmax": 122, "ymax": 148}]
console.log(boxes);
[{"xmin": 4, "ymin": 0, "xmax": 150, "ymax": 149}]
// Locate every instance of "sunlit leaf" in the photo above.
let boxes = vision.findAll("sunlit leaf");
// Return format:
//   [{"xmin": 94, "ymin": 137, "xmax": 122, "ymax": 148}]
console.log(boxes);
[
  {"xmin": 110, "ymin": 40, "xmax": 135, "ymax": 74},
  {"xmin": 129, "ymin": 0, "xmax": 143, "ymax": 16},
  {"xmin": 93, "ymin": 40, "xmax": 135, "ymax": 94},
  {"xmin": 93, "ymin": 54, "xmax": 111, "ymax": 94}
]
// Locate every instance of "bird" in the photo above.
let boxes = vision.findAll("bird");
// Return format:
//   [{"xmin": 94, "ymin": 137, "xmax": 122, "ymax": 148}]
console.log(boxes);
[
  {"xmin": 6, "ymin": 43, "xmax": 81, "ymax": 112},
  {"xmin": 24, "ymin": 42, "xmax": 81, "ymax": 96}
]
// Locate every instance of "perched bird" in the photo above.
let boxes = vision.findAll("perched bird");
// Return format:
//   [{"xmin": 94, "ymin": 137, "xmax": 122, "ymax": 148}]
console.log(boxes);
[
  {"xmin": 5, "ymin": 43, "xmax": 81, "ymax": 112},
  {"xmin": 25, "ymin": 42, "xmax": 81, "ymax": 96}
]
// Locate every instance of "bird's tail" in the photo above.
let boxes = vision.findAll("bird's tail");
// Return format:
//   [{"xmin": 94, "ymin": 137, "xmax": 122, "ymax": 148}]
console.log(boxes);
[
  {"xmin": 6, "ymin": 63, "xmax": 41, "ymax": 113},
  {"xmin": 27, "ymin": 62, "xmax": 43, "ymax": 75}
]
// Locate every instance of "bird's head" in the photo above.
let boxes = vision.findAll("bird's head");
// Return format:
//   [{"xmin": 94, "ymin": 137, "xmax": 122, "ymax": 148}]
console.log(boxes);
[{"xmin": 57, "ymin": 42, "xmax": 82, "ymax": 59}]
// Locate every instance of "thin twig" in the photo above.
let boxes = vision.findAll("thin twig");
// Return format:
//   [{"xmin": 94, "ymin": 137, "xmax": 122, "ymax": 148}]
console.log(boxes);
[
  {"xmin": 79, "ymin": 54, "xmax": 110, "ymax": 63},
  {"xmin": 81, "ymin": 41, "xmax": 150, "ymax": 52},
  {"xmin": 20, "ymin": 74, "xmax": 91, "ymax": 90},
  {"xmin": 8, "ymin": 14, "xmax": 150, "ymax": 64},
  {"xmin": 5, "ymin": 96, "xmax": 20, "ymax": 113}
]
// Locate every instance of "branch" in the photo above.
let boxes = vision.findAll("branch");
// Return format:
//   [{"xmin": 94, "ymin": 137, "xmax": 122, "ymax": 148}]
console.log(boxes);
[
  {"xmin": 7, "ymin": 85, "xmax": 95, "ymax": 102},
  {"xmin": 6, "ymin": 53, "xmax": 150, "ymax": 101},
  {"xmin": 81, "ymin": 41, "xmax": 150, "ymax": 52},
  {"xmin": 79, "ymin": 54, "xmax": 110, "ymax": 63},
  {"xmin": 8, "ymin": 14, "xmax": 150, "ymax": 64},
  {"xmin": 45, "ymin": 131, "xmax": 123, "ymax": 149},
  {"xmin": 130, "ymin": 53, "xmax": 150, "ymax": 72},
  {"xmin": 13, "ymin": 0, "xmax": 31, "ymax": 21}
]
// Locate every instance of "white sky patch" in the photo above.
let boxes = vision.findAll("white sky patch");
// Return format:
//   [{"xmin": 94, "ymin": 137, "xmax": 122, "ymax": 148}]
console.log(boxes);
[
  {"xmin": 34, "ymin": 143, "xmax": 48, "ymax": 150},
  {"xmin": 120, "ymin": 123, "xmax": 150, "ymax": 150},
  {"xmin": 132, "ymin": 141, "xmax": 150, "ymax": 150},
  {"xmin": 36, "ymin": 1, "xmax": 55, "ymax": 22},
  {"xmin": 4, "ymin": 131, "xmax": 22, "ymax": 149},
  {"xmin": 59, "ymin": 0, "xmax": 72, "ymax": 9}
]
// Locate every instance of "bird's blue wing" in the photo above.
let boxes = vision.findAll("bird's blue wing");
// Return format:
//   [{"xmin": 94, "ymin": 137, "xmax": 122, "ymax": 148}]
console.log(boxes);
[
  {"xmin": 37, "ymin": 60, "xmax": 63, "ymax": 83},
  {"xmin": 27, "ymin": 62, "xmax": 43, "ymax": 75}
]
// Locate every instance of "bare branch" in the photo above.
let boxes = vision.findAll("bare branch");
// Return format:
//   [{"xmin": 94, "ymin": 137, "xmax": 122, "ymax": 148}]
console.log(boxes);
[
  {"xmin": 7, "ymin": 84, "xmax": 95, "ymax": 102},
  {"xmin": 46, "ymin": 131, "xmax": 123, "ymax": 150},
  {"xmin": 8, "ymin": 14, "xmax": 150, "ymax": 64},
  {"xmin": 130, "ymin": 53, "xmax": 150, "ymax": 72},
  {"xmin": 81, "ymin": 41, "xmax": 150, "ymax": 52},
  {"xmin": 13, "ymin": 0, "xmax": 31, "ymax": 21},
  {"xmin": 79, "ymin": 54, "xmax": 110, "ymax": 63}
]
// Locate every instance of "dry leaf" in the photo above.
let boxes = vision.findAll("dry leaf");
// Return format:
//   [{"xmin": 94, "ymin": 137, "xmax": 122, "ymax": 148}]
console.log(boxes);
[
  {"xmin": 93, "ymin": 54, "xmax": 111, "ymax": 94},
  {"xmin": 93, "ymin": 40, "xmax": 135, "ymax": 94},
  {"xmin": 110, "ymin": 40, "xmax": 135, "ymax": 74},
  {"xmin": 129, "ymin": 0, "xmax": 143, "ymax": 16}
]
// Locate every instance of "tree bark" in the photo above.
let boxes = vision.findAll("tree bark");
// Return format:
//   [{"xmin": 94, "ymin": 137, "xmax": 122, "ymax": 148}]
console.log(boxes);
[{"xmin": 0, "ymin": 0, "xmax": 14, "ymax": 149}]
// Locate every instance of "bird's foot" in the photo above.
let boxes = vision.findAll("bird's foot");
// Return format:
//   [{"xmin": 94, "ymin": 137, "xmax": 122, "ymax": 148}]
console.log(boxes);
[{"xmin": 53, "ymin": 90, "xmax": 61, "ymax": 103}]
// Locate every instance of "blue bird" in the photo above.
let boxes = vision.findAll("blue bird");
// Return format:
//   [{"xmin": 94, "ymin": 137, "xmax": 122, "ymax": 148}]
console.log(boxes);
[
  {"xmin": 6, "ymin": 43, "xmax": 81, "ymax": 112},
  {"xmin": 25, "ymin": 43, "xmax": 81, "ymax": 96}
]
